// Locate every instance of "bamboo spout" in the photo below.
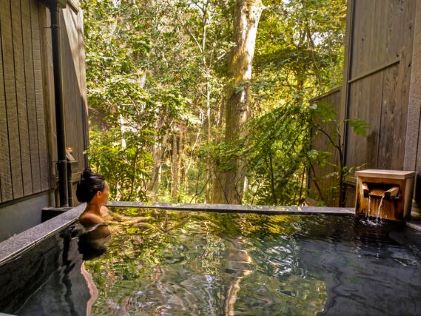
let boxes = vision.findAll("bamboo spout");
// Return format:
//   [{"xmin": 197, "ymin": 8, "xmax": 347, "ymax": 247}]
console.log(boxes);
[
  {"xmin": 368, "ymin": 189, "xmax": 386, "ymax": 199},
  {"xmin": 384, "ymin": 186, "xmax": 399, "ymax": 200},
  {"xmin": 355, "ymin": 169, "xmax": 415, "ymax": 221},
  {"xmin": 366, "ymin": 186, "xmax": 400, "ymax": 200}
]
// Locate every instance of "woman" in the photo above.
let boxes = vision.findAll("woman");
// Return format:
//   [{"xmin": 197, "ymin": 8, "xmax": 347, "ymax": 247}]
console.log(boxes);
[{"xmin": 76, "ymin": 169, "xmax": 111, "ymax": 258}]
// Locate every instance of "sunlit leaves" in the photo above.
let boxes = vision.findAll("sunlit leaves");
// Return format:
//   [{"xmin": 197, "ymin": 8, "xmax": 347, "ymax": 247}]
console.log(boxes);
[{"xmin": 82, "ymin": 0, "xmax": 346, "ymax": 204}]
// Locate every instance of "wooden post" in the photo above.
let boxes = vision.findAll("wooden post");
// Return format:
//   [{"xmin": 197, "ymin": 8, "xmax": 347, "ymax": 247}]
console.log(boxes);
[{"xmin": 404, "ymin": 1, "xmax": 421, "ymax": 207}]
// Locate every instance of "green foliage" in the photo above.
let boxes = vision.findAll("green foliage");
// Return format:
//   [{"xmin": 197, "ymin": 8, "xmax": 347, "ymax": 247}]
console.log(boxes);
[
  {"xmin": 308, "ymin": 99, "xmax": 368, "ymax": 206},
  {"xmin": 89, "ymin": 129, "xmax": 153, "ymax": 201},
  {"xmin": 82, "ymin": 0, "xmax": 347, "ymax": 205},
  {"xmin": 348, "ymin": 118, "xmax": 369, "ymax": 137},
  {"xmin": 309, "ymin": 101, "xmax": 337, "ymax": 122},
  {"xmin": 243, "ymin": 103, "xmax": 311, "ymax": 205}
]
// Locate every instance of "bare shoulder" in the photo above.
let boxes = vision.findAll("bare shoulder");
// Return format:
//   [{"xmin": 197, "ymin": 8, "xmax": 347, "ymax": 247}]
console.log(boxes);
[
  {"xmin": 79, "ymin": 212, "xmax": 104, "ymax": 227},
  {"xmin": 101, "ymin": 206, "xmax": 123, "ymax": 221}
]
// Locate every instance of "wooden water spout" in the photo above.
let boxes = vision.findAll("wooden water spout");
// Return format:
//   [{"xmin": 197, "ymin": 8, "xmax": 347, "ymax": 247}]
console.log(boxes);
[{"xmin": 355, "ymin": 170, "xmax": 415, "ymax": 221}]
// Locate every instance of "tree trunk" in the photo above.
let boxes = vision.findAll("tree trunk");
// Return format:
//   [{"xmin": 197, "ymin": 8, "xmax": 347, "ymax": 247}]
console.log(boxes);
[
  {"xmin": 171, "ymin": 129, "xmax": 181, "ymax": 201},
  {"xmin": 148, "ymin": 142, "xmax": 163, "ymax": 201},
  {"xmin": 205, "ymin": 75, "xmax": 212, "ymax": 202},
  {"xmin": 212, "ymin": 0, "xmax": 264, "ymax": 204},
  {"xmin": 147, "ymin": 132, "xmax": 168, "ymax": 202}
]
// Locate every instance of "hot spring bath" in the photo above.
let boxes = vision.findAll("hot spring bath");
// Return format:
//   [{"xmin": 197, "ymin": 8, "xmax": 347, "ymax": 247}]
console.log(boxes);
[{"xmin": 1, "ymin": 206, "xmax": 421, "ymax": 315}]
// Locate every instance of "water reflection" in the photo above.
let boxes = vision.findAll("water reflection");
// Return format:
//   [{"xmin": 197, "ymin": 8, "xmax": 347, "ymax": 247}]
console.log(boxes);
[
  {"xmin": 77, "ymin": 222, "xmax": 111, "ymax": 260},
  {"xmin": 83, "ymin": 211, "xmax": 331, "ymax": 315},
  {"xmin": 16, "ymin": 230, "xmax": 98, "ymax": 316},
  {"xmin": 12, "ymin": 210, "xmax": 421, "ymax": 315},
  {"xmin": 224, "ymin": 237, "xmax": 253, "ymax": 316}
]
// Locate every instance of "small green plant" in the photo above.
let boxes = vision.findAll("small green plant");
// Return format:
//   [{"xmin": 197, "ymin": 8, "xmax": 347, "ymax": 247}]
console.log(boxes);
[{"xmin": 309, "ymin": 101, "xmax": 368, "ymax": 207}]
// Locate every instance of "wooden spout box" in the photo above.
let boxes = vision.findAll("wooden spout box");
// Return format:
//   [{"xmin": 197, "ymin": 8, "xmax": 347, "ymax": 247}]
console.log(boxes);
[{"xmin": 355, "ymin": 169, "xmax": 415, "ymax": 221}]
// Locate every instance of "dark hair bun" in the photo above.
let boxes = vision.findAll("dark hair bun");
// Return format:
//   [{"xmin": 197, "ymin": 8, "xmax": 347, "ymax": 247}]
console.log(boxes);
[
  {"xmin": 81, "ymin": 169, "xmax": 94, "ymax": 179},
  {"xmin": 76, "ymin": 169, "xmax": 106, "ymax": 203}
]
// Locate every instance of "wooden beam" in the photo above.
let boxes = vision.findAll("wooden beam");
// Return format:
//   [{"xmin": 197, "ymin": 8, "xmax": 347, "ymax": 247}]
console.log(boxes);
[{"xmin": 348, "ymin": 58, "xmax": 400, "ymax": 84}]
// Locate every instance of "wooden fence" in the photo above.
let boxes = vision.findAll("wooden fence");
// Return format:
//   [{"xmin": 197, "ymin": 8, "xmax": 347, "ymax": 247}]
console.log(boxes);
[
  {"xmin": 343, "ymin": 0, "xmax": 415, "ymax": 172},
  {"xmin": 310, "ymin": 0, "xmax": 419, "ymax": 207}
]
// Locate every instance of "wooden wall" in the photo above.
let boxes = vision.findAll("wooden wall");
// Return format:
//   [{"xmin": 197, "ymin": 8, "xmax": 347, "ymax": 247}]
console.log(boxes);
[
  {"xmin": 61, "ymin": 3, "xmax": 88, "ymax": 187},
  {"xmin": 0, "ymin": 0, "xmax": 88, "ymax": 206},
  {"xmin": 0, "ymin": 0, "xmax": 50, "ymax": 203},
  {"xmin": 343, "ymin": 0, "xmax": 416, "ymax": 171},
  {"xmin": 309, "ymin": 88, "xmax": 342, "ymax": 206}
]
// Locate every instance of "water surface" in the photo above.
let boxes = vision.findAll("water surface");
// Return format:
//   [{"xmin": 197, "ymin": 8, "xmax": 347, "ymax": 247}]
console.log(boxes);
[{"xmin": 16, "ymin": 210, "xmax": 421, "ymax": 315}]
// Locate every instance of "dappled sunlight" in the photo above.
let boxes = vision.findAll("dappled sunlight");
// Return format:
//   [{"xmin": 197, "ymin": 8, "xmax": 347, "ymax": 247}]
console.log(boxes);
[{"xmin": 83, "ymin": 209, "xmax": 329, "ymax": 314}]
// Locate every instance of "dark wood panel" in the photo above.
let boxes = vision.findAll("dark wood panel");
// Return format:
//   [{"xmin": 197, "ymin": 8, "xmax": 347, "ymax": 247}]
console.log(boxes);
[
  {"xmin": 11, "ymin": 0, "xmax": 32, "ymax": 195},
  {"xmin": 21, "ymin": 0, "xmax": 41, "ymax": 193},
  {"xmin": 77, "ymin": 8, "xmax": 88, "ymax": 168},
  {"xmin": 31, "ymin": 0, "xmax": 49, "ymax": 191},
  {"xmin": 351, "ymin": 0, "xmax": 414, "ymax": 79},
  {"xmin": 406, "ymin": 2, "xmax": 421, "ymax": 172},
  {"xmin": 346, "ymin": 71, "xmax": 383, "ymax": 169},
  {"xmin": 378, "ymin": 64, "xmax": 406, "ymax": 169},
  {"xmin": 62, "ymin": 8, "xmax": 84, "ymax": 172},
  {"xmin": 351, "ymin": 0, "xmax": 378, "ymax": 78},
  {"xmin": 346, "ymin": 76, "xmax": 364, "ymax": 167},
  {"xmin": 0, "ymin": 10, "xmax": 12, "ymax": 202},
  {"xmin": 0, "ymin": 0, "xmax": 87, "ymax": 204},
  {"xmin": 39, "ymin": 5, "xmax": 57, "ymax": 194},
  {"xmin": 366, "ymin": 71, "xmax": 385, "ymax": 168},
  {"xmin": 385, "ymin": 0, "xmax": 414, "ymax": 62},
  {"xmin": 0, "ymin": 0, "xmax": 24, "ymax": 198}
]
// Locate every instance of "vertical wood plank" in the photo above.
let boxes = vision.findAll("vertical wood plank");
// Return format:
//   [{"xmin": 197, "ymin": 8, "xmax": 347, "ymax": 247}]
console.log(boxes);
[
  {"xmin": 12, "ymin": 0, "xmax": 32, "ymax": 195},
  {"xmin": 368, "ymin": 71, "xmax": 384, "ymax": 168},
  {"xmin": 39, "ymin": 4, "xmax": 57, "ymax": 196},
  {"xmin": 0, "ymin": 0, "xmax": 24, "ymax": 198},
  {"xmin": 404, "ymin": 0, "xmax": 421, "ymax": 171},
  {"xmin": 376, "ymin": 0, "xmax": 389, "ymax": 68},
  {"xmin": 21, "ymin": 0, "xmax": 41, "ymax": 193},
  {"xmin": 31, "ymin": 0, "xmax": 49, "ymax": 191},
  {"xmin": 346, "ymin": 80, "xmax": 364, "ymax": 167},
  {"xmin": 346, "ymin": 72, "xmax": 383, "ymax": 170},
  {"xmin": 0, "ymin": 8, "xmax": 12, "ymax": 202},
  {"xmin": 78, "ymin": 8, "xmax": 89, "ymax": 169},
  {"xmin": 378, "ymin": 64, "xmax": 404, "ymax": 169},
  {"xmin": 340, "ymin": 0, "xmax": 355, "ymax": 168},
  {"xmin": 62, "ymin": 8, "xmax": 85, "ymax": 173}
]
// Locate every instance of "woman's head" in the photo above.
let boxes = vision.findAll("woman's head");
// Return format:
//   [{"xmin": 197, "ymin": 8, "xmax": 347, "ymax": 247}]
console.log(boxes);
[{"xmin": 76, "ymin": 169, "xmax": 109, "ymax": 204}]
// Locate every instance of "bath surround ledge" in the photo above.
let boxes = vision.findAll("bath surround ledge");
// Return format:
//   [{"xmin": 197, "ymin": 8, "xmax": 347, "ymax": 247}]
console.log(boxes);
[
  {"xmin": 107, "ymin": 201, "xmax": 356, "ymax": 216},
  {"xmin": 0, "ymin": 203, "xmax": 86, "ymax": 265}
]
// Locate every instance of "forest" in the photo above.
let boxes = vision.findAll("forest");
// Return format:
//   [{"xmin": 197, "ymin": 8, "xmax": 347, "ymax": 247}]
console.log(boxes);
[{"xmin": 82, "ymin": 0, "xmax": 347, "ymax": 206}]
